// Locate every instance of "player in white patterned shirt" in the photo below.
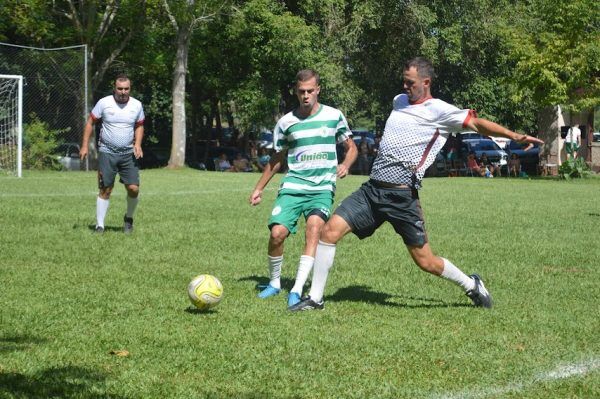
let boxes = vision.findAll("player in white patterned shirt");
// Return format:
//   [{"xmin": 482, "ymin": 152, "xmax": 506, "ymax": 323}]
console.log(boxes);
[
  {"xmin": 80, "ymin": 74, "xmax": 145, "ymax": 234},
  {"xmin": 249, "ymin": 69, "xmax": 357, "ymax": 307},
  {"xmin": 290, "ymin": 57, "xmax": 544, "ymax": 311}
]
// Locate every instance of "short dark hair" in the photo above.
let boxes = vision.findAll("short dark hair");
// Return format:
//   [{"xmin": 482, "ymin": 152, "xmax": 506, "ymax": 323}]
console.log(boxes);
[
  {"xmin": 404, "ymin": 57, "xmax": 435, "ymax": 81},
  {"xmin": 115, "ymin": 73, "xmax": 130, "ymax": 84},
  {"xmin": 296, "ymin": 69, "xmax": 320, "ymax": 85}
]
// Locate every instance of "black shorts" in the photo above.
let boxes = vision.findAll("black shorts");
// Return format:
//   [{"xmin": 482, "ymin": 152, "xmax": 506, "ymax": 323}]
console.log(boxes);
[
  {"xmin": 97, "ymin": 152, "xmax": 140, "ymax": 189},
  {"xmin": 334, "ymin": 180, "xmax": 428, "ymax": 246}
]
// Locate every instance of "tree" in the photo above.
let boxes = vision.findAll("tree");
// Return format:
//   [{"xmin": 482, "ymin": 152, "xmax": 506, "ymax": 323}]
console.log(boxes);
[{"xmin": 163, "ymin": 0, "xmax": 225, "ymax": 169}]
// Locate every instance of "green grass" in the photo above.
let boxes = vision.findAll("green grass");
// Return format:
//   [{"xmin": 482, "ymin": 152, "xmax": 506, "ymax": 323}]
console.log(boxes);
[{"xmin": 1, "ymin": 170, "xmax": 599, "ymax": 398}]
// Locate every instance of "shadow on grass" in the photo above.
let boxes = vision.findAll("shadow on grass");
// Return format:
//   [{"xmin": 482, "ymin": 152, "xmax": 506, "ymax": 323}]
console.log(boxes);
[
  {"xmin": 185, "ymin": 306, "xmax": 219, "ymax": 315},
  {"xmin": 0, "ymin": 335, "xmax": 47, "ymax": 353},
  {"xmin": 237, "ymin": 275, "xmax": 296, "ymax": 291},
  {"xmin": 327, "ymin": 285, "xmax": 470, "ymax": 308},
  {"xmin": 0, "ymin": 366, "xmax": 130, "ymax": 399},
  {"xmin": 86, "ymin": 224, "xmax": 124, "ymax": 233}
]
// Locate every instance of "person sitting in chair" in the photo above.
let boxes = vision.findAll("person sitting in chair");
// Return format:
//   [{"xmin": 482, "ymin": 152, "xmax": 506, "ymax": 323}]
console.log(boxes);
[{"xmin": 508, "ymin": 153, "xmax": 521, "ymax": 177}]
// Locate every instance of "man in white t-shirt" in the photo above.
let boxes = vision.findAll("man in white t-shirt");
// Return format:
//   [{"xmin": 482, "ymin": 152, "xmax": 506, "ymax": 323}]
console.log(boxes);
[
  {"xmin": 249, "ymin": 69, "xmax": 357, "ymax": 307},
  {"xmin": 565, "ymin": 125, "xmax": 581, "ymax": 159},
  {"xmin": 290, "ymin": 57, "xmax": 544, "ymax": 311},
  {"xmin": 80, "ymin": 74, "xmax": 145, "ymax": 234}
]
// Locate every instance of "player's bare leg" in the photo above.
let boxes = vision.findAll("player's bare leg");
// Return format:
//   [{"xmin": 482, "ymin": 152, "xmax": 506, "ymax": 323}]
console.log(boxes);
[
  {"xmin": 288, "ymin": 215, "xmax": 325, "ymax": 306},
  {"xmin": 407, "ymin": 243, "xmax": 492, "ymax": 308},
  {"xmin": 258, "ymin": 224, "xmax": 288, "ymax": 298}
]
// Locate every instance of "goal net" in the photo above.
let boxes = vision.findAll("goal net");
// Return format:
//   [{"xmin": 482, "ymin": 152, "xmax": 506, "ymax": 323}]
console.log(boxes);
[{"xmin": 0, "ymin": 75, "xmax": 22, "ymax": 177}]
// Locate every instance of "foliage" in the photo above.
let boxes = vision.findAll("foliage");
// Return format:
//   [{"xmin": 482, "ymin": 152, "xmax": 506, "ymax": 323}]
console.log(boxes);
[
  {"xmin": 558, "ymin": 156, "xmax": 592, "ymax": 179},
  {"xmin": 0, "ymin": 171, "xmax": 599, "ymax": 398},
  {"xmin": 501, "ymin": 0, "xmax": 600, "ymax": 111},
  {"xmin": 22, "ymin": 114, "xmax": 63, "ymax": 170}
]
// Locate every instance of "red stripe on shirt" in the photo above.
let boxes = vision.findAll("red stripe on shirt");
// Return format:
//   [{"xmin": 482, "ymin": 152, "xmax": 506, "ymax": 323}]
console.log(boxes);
[
  {"xmin": 135, "ymin": 119, "xmax": 144, "ymax": 127},
  {"xmin": 90, "ymin": 112, "xmax": 100, "ymax": 122},
  {"xmin": 462, "ymin": 109, "xmax": 477, "ymax": 128},
  {"xmin": 417, "ymin": 129, "xmax": 440, "ymax": 170}
]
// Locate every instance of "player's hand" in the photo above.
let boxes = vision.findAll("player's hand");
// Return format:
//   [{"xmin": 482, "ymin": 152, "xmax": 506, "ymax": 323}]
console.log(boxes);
[
  {"xmin": 516, "ymin": 133, "xmax": 544, "ymax": 147},
  {"xmin": 249, "ymin": 189, "xmax": 262, "ymax": 206},
  {"xmin": 337, "ymin": 164, "xmax": 349, "ymax": 178},
  {"xmin": 133, "ymin": 145, "xmax": 143, "ymax": 159},
  {"xmin": 79, "ymin": 147, "xmax": 88, "ymax": 161}
]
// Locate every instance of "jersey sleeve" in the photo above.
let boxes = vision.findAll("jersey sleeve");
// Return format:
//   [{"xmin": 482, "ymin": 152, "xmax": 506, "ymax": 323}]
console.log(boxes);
[
  {"xmin": 436, "ymin": 102, "xmax": 476, "ymax": 131},
  {"xmin": 335, "ymin": 112, "xmax": 352, "ymax": 143},
  {"xmin": 272, "ymin": 120, "xmax": 287, "ymax": 152},
  {"xmin": 135, "ymin": 106, "xmax": 145, "ymax": 127},
  {"xmin": 90, "ymin": 99, "xmax": 104, "ymax": 121}
]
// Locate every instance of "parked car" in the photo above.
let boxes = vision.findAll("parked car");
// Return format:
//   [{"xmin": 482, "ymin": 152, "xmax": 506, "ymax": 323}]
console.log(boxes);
[
  {"xmin": 55, "ymin": 142, "xmax": 81, "ymax": 171},
  {"xmin": 506, "ymin": 140, "xmax": 540, "ymax": 174},
  {"xmin": 138, "ymin": 147, "xmax": 169, "ymax": 169},
  {"xmin": 593, "ymin": 132, "xmax": 600, "ymax": 142},
  {"xmin": 461, "ymin": 138, "xmax": 508, "ymax": 166}
]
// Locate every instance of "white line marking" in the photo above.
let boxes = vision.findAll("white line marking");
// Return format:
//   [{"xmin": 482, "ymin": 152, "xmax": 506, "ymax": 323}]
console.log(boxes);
[
  {"xmin": 0, "ymin": 187, "xmax": 275, "ymax": 198},
  {"xmin": 432, "ymin": 357, "xmax": 600, "ymax": 399}
]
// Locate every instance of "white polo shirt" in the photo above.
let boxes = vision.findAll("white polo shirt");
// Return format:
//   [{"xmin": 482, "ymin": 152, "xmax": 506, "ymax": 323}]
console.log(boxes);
[
  {"xmin": 370, "ymin": 94, "xmax": 474, "ymax": 188},
  {"xmin": 91, "ymin": 95, "xmax": 145, "ymax": 154}
]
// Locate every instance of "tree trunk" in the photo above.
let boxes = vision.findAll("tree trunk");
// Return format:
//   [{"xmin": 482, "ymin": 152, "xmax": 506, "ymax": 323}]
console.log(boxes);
[
  {"xmin": 537, "ymin": 106, "xmax": 563, "ymax": 166},
  {"xmin": 168, "ymin": 24, "xmax": 191, "ymax": 168}
]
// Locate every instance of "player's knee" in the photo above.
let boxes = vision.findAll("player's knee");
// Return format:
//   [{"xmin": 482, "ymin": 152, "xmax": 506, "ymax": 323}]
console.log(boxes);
[
  {"xmin": 269, "ymin": 226, "xmax": 288, "ymax": 245},
  {"xmin": 321, "ymin": 223, "xmax": 342, "ymax": 244},
  {"xmin": 99, "ymin": 187, "xmax": 112, "ymax": 199},
  {"xmin": 126, "ymin": 185, "xmax": 139, "ymax": 197}
]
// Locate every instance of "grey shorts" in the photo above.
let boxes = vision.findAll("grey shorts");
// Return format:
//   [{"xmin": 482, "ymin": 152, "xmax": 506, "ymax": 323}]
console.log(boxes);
[
  {"xmin": 98, "ymin": 152, "xmax": 140, "ymax": 189},
  {"xmin": 334, "ymin": 180, "xmax": 428, "ymax": 246}
]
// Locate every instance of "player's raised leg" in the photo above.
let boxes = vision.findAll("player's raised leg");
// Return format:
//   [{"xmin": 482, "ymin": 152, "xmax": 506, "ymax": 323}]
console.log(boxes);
[{"xmin": 407, "ymin": 244, "xmax": 492, "ymax": 308}]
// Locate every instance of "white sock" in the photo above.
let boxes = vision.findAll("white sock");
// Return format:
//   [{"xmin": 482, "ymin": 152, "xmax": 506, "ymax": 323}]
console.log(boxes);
[
  {"xmin": 267, "ymin": 255, "xmax": 283, "ymax": 289},
  {"xmin": 96, "ymin": 197, "xmax": 110, "ymax": 228},
  {"xmin": 308, "ymin": 241, "xmax": 337, "ymax": 302},
  {"xmin": 291, "ymin": 255, "xmax": 314, "ymax": 294},
  {"xmin": 440, "ymin": 257, "xmax": 475, "ymax": 291},
  {"xmin": 126, "ymin": 195, "xmax": 139, "ymax": 218}
]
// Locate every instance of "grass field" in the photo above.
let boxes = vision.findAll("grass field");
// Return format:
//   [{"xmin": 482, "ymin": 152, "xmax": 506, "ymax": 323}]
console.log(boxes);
[{"xmin": 1, "ymin": 169, "xmax": 599, "ymax": 398}]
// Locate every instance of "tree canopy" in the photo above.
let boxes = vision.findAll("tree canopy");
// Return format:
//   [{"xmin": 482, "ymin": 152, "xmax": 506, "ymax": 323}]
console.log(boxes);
[{"xmin": 1, "ymin": 0, "xmax": 598, "ymax": 165}]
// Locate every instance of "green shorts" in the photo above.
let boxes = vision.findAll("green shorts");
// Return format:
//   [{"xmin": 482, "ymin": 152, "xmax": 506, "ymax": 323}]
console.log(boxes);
[
  {"xmin": 268, "ymin": 191, "xmax": 333, "ymax": 234},
  {"xmin": 565, "ymin": 142, "xmax": 579, "ymax": 154},
  {"xmin": 334, "ymin": 180, "xmax": 428, "ymax": 246},
  {"xmin": 98, "ymin": 151, "xmax": 140, "ymax": 189}
]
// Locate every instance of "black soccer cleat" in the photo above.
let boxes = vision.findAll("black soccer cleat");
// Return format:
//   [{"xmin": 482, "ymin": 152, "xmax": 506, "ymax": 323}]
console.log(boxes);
[
  {"xmin": 94, "ymin": 226, "xmax": 104, "ymax": 234},
  {"xmin": 288, "ymin": 296, "xmax": 324, "ymax": 311},
  {"xmin": 123, "ymin": 215, "xmax": 134, "ymax": 234},
  {"xmin": 466, "ymin": 274, "xmax": 493, "ymax": 308}
]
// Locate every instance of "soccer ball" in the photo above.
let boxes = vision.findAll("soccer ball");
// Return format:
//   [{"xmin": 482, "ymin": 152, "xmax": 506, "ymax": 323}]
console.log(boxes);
[{"xmin": 187, "ymin": 274, "xmax": 223, "ymax": 310}]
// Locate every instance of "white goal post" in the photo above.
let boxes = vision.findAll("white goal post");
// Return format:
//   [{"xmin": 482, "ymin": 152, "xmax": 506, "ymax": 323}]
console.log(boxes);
[{"xmin": 0, "ymin": 74, "xmax": 23, "ymax": 177}]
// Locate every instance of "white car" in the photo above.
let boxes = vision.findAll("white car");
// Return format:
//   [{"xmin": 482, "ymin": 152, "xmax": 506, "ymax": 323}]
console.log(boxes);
[{"xmin": 56, "ymin": 142, "xmax": 81, "ymax": 171}]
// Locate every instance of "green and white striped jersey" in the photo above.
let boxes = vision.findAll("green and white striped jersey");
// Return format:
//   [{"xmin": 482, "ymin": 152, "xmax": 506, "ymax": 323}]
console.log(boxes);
[{"xmin": 274, "ymin": 104, "xmax": 352, "ymax": 194}]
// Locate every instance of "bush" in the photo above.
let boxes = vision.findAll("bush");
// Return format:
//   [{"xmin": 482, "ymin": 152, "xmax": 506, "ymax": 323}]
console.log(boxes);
[
  {"xmin": 558, "ymin": 157, "xmax": 591, "ymax": 179},
  {"xmin": 23, "ymin": 115, "xmax": 64, "ymax": 170}
]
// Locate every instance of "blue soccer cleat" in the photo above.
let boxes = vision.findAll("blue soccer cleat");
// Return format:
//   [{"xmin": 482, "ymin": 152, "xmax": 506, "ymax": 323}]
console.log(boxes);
[
  {"xmin": 257, "ymin": 284, "xmax": 281, "ymax": 299},
  {"xmin": 287, "ymin": 292, "xmax": 301, "ymax": 307}
]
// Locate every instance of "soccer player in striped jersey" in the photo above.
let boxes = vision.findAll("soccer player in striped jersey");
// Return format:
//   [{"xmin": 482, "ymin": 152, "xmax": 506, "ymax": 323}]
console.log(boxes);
[
  {"xmin": 249, "ymin": 69, "xmax": 358, "ymax": 307},
  {"xmin": 290, "ymin": 57, "xmax": 544, "ymax": 311}
]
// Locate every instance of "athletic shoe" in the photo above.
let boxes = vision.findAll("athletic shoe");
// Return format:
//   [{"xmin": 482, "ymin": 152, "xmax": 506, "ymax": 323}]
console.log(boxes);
[
  {"xmin": 94, "ymin": 226, "xmax": 104, "ymax": 234},
  {"xmin": 288, "ymin": 296, "xmax": 324, "ymax": 311},
  {"xmin": 287, "ymin": 292, "xmax": 301, "ymax": 307},
  {"xmin": 257, "ymin": 285, "xmax": 280, "ymax": 298},
  {"xmin": 466, "ymin": 274, "xmax": 493, "ymax": 308},
  {"xmin": 123, "ymin": 215, "xmax": 134, "ymax": 234}
]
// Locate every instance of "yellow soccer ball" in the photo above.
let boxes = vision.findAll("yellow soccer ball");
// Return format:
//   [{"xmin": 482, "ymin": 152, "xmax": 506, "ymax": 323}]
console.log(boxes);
[{"xmin": 187, "ymin": 274, "xmax": 223, "ymax": 310}]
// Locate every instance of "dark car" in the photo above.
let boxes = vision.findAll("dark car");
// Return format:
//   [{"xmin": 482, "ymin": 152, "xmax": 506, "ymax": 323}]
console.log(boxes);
[
  {"xmin": 506, "ymin": 140, "xmax": 540, "ymax": 174},
  {"xmin": 461, "ymin": 139, "xmax": 508, "ymax": 166}
]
